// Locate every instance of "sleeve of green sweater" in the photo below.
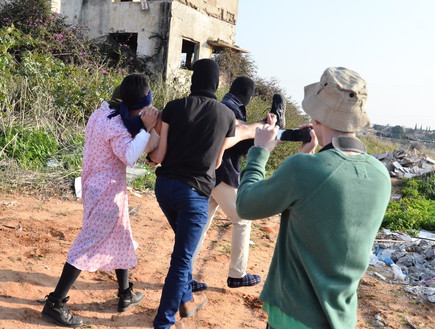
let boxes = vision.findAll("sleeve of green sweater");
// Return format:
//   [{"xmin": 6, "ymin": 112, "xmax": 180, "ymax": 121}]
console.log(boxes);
[{"xmin": 237, "ymin": 146, "xmax": 297, "ymax": 219}]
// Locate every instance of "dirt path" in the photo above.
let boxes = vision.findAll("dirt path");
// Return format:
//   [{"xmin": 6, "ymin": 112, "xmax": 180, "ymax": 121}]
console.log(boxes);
[{"xmin": 0, "ymin": 192, "xmax": 433, "ymax": 329}]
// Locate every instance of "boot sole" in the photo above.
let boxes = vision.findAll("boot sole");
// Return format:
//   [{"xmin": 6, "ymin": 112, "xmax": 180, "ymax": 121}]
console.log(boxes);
[
  {"xmin": 117, "ymin": 296, "xmax": 144, "ymax": 312},
  {"xmin": 179, "ymin": 297, "xmax": 207, "ymax": 318},
  {"xmin": 41, "ymin": 312, "xmax": 83, "ymax": 328}
]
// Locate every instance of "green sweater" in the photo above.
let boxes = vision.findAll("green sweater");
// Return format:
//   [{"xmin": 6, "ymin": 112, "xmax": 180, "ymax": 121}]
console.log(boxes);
[{"xmin": 237, "ymin": 147, "xmax": 391, "ymax": 329}]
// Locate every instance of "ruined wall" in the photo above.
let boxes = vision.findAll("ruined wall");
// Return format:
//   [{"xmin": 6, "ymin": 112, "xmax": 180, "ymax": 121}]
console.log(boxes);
[
  {"xmin": 166, "ymin": 0, "xmax": 237, "ymax": 76},
  {"xmin": 109, "ymin": 1, "xmax": 168, "ymax": 58},
  {"xmin": 51, "ymin": 0, "xmax": 239, "ymax": 79},
  {"xmin": 174, "ymin": 0, "xmax": 238, "ymax": 24},
  {"xmin": 51, "ymin": 0, "xmax": 170, "ymax": 74},
  {"xmin": 51, "ymin": 0, "xmax": 111, "ymax": 38}
]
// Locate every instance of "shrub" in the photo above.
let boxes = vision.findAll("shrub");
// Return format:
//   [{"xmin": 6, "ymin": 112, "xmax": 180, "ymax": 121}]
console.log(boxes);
[
  {"xmin": 0, "ymin": 0, "xmax": 97, "ymax": 66},
  {"xmin": 213, "ymin": 48, "xmax": 256, "ymax": 84},
  {"xmin": 0, "ymin": 126, "xmax": 58, "ymax": 170},
  {"xmin": 382, "ymin": 172, "xmax": 435, "ymax": 232}
]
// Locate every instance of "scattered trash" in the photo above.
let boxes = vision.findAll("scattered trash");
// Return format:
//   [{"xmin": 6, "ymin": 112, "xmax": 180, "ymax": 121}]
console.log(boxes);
[
  {"xmin": 370, "ymin": 229, "xmax": 435, "ymax": 302},
  {"xmin": 74, "ymin": 177, "xmax": 82, "ymax": 198},
  {"xmin": 391, "ymin": 264, "xmax": 406, "ymax": 281},
  {"xmin": 128, "ymin": 206, "xmax": 140, "ymax": 215},
  {"xmin": 126, "ymin": 166, "xmax": 150, "ymax": 183},
  {"xmin": 370, "ymin": 313, "xmax": 385, "ymax": 327},
  {"xmin": 0, "ymin": 201, "xmax": 17, "ymax": 207},
  {"xmin": 373, "ymin": 149, "xmax": 435, "ymax": 178},
  {"xmin": 373, "ymin": 272, "xmax": 387, "ymax": 281}
]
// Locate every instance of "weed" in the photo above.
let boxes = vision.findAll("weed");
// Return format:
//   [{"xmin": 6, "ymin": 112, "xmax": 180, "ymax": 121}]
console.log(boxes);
[
  {"xmin": 218, "ymin": 244, "xmax": 231, "ymax": 255},
  {"xmin": 382, "ymin": 172, "xmax": 435, "ymax": 232}
]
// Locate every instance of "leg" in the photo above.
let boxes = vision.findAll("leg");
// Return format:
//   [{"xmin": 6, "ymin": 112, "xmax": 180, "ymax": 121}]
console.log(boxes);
[
  {"xmin": 211, "ymin": 182, "xmax": 252, "ymax": 278},
  {"xmin": 53, "ymin": 262, "xmax": 81, "ymax": 299},
  {"xmin": 191, "ymin": 196, "xmax": 219, "ymax": 266},
  {"xmin": 190, "ymin": 196, "xmax": 218, "ymax": 292},
  {"xmin": 115, "ymin": 269, "xmax": 143, "ymax": 312},
  {"xmin": 115, "ymin": 268, "xmax": 129, "ymax": 291},
  {"xmin": 41, "ymin": 262, "xmax": 83, "ymax": 327},
  {"xmin": 153, "ymin": 177, "xmax": 209, "ymax": 329}
]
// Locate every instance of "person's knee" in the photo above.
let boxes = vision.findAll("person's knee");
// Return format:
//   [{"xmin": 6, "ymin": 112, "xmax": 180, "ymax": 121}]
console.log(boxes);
[{"xmin": 229, "ymin": 218, "xmax": 251, "ymax": 226}]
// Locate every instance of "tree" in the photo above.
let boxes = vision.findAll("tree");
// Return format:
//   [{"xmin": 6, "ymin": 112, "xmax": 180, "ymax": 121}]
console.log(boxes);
[
  {"xmin": 391, "ymin": 125, "xmax": 405, "ymax": 139},
  {"xmin": 213, "ymin": 48, "xmax": 256, "ymax": 87}
]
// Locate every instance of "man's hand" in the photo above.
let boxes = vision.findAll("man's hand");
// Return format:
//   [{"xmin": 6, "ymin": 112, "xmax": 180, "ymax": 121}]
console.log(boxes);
[
  {"xmin": 299, "ymin": 124, "xmax": 318, "ymax": 154},
  {"xmin": 140, "ymin": 106, "xmax": 159, "ymax": 133},
  {"xmin": 266, "ymin": 113, "xmax": 277, "ymax": 126},
  {"xmin": 254, "ymin": 122, "xmax": 280, "ymax": 152}
]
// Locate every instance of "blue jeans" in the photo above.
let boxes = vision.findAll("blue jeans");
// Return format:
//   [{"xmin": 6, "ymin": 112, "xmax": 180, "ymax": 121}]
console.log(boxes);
[{"xmin": 153, "ymin": 177, "xmax": 209, "ymax": 329}]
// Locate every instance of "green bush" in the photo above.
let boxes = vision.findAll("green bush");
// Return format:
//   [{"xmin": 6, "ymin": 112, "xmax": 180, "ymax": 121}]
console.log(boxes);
[
  {"xmin": 382, "ymin": 172, "xmax": 435, "ymax": 232},
  {"xmin": 0, "ymin": 126, "xmax": 58, "ymax": 170},
  {"xmin": 130, "ymin": 167, "xmax": 157, "ymax": 191}
]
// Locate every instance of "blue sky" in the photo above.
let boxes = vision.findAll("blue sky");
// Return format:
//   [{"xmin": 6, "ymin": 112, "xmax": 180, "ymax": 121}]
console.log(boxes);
[{"xmin": 235, "ymin": 1, "xmax": 435, "ymax": 130}]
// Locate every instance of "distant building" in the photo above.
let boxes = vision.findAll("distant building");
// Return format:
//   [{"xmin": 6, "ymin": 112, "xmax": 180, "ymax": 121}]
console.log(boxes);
[{"xmin": 51, "ymin": 0, "xmax": 247, "ymax": 79}]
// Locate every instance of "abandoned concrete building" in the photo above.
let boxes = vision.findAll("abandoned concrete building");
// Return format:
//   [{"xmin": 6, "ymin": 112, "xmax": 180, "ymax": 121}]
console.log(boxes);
[{"xmin": 51, "ymin": 0, "xmax": 246, "ymax": 79}]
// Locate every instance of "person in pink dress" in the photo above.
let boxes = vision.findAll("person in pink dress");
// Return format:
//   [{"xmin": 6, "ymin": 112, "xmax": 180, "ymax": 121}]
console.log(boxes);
[{"xmin": 41, "ymin": 74, "xmax": 160, "ymax": 328}]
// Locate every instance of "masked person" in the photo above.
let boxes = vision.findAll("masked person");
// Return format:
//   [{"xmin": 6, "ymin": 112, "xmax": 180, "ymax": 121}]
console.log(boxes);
[{"xmin": 191, "ymin": 76, "xmax": 265, "ymax": 292}]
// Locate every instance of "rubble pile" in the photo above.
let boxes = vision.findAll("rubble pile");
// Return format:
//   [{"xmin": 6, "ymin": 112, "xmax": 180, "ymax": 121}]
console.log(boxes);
[
  {"xmin": 373, "ymin": 149, "xmax": 435, "ymax": 178},
  {"xmin": 369, "ymin": 230, "xmax": 435, "ymax": 303}
]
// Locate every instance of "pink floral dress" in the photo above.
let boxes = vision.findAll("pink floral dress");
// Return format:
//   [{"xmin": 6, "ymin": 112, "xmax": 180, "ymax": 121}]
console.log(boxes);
[{"xmin": 67, "ymin": 102, "xmax": 139, "ymax": 271}]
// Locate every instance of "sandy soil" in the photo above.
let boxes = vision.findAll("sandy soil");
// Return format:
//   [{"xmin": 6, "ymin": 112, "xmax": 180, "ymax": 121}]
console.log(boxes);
[{"xmin": 0, "ymin": 192, "xmax": 434, "ymax": 329}]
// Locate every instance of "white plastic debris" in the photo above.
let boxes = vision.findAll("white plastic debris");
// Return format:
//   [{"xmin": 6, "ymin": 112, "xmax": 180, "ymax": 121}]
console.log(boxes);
[
  {"xmin": 391, "ymin": 264, "xmax": 406, "ymax": 281},
  {"xmin": 74, "ymin": 177, "xmax": 82, "ymax": 198}
]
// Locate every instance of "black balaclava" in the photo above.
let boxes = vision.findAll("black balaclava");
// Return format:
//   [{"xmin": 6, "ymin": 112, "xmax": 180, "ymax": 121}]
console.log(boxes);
[
  {"xmin": 190, "ymin": 59, "xmax": 220, "ymax": 97},
  {"xmin": 229, "ymin": 76, "xmax": 255, "ymax": 106}
]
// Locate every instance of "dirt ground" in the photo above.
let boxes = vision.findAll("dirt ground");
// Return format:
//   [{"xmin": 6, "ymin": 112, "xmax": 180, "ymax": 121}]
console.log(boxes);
[{"xmin": 0, "ymin": 191, "xmax": 434, "ymax": 329}]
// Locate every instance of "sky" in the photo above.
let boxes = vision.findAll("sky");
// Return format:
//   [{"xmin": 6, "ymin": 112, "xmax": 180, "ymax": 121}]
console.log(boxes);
[{"xmin": 235, "ymin": 0, "xmax": 435, "ymax": 130}]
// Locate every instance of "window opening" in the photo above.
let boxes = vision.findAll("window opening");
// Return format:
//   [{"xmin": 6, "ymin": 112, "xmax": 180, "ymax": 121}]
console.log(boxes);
[
  {"xmin": 109, "ymin": 32, "xmax": 138, "ymax": 54},
  {"xmin": 181, "ymin": 39, "xmax": 198, "ymax": 70}
]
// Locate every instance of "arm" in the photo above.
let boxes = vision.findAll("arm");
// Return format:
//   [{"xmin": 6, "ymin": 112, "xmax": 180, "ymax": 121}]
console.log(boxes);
[
  {"xmin": 215, "ymin": 120, "xmax": 252, "ymax": 169},
  {"xmin": 125, "ymin": 129, "xmax": 150, "ymax": 167},
  {"xmin": 215, "ymin": 114, "xmax": 278, "ymax": 168},
  {"xmin": 148, "ymin": 122, "xmax": 168, "ymax": 164},
  {"xmin": 124, "ymin": 108, "xmax": 160, "ymax": 166},
  {"xmin": 236, "ymin": 147, "xmax": 297, "ymax": 219}
]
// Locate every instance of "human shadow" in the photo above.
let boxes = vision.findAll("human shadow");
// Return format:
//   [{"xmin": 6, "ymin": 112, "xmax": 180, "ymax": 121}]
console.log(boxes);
[
  {"xmin": 0, "ymin": 304, "xmax": 157, "ymax": 327},
  {"xmin": 0, "ymin": 269, "xmax": 164, "ymax": 292}
]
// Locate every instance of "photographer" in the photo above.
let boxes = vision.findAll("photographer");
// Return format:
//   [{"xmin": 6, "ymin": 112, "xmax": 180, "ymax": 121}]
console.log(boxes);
[{"xmin": 236, "ymin": 67, "xmax": 391, "ymax": 329}]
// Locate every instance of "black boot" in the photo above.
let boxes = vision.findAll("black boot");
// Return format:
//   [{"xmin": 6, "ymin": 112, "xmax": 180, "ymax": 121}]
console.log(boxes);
[
  {"xmin": 117, "ymin": 282, "xmax": 143, "ymax": 312},
  {"xmin": 270, "ymin": 93, "xmax": 286, "ymax": 128},
  {"xmin": 41, "ymin": 293, "xmax": 83, "ymax": 328}
]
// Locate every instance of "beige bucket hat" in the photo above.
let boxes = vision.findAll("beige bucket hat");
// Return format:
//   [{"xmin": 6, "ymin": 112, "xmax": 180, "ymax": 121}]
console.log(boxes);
[{"xmin": 302, "ymin": 67, "xmax": 370, "ymax": 132}]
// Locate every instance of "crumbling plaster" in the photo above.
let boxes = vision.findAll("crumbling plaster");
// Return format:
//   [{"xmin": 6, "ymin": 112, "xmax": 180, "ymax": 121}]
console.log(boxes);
[
  {"xmin": 175, "ymin": 0, "xmax": 238, "ymax": 24},
  {"xmin": 166, "ymin": 0, "xmax": 237, "ymax": 76},
  {"xmin": 51, "ymin": 0, "xmax": 239, "ymax": 78}
]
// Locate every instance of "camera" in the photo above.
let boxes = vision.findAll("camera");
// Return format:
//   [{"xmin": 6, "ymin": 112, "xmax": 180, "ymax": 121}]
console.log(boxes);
[{"xmin": 275, "ymin": 127, "xmax": 312, "ymax": 142}]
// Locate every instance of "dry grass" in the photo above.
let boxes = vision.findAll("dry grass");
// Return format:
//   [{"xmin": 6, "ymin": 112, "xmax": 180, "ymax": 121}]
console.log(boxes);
[{"xmin": 0, "ymin": 159, "xmax": 76, "ymax": 200}]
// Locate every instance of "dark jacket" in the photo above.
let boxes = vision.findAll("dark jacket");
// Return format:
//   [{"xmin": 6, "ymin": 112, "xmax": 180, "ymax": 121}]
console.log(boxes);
[{"xmin": 215, "ymin": 93, "xmax": 254, "ymax": 188}]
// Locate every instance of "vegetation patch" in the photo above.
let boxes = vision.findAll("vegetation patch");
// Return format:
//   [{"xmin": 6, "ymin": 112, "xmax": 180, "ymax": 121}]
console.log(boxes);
[{"xmin": 382, "ymin": 172, "xmax": 435, "ymax": 233}]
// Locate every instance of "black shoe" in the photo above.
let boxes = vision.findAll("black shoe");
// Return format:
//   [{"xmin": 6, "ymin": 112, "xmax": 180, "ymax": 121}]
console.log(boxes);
[
  {"xmin": 270, "ymin": 94, "xmax": 286, "ymax": 128},
  {"xmin": 192, "ymin": 280, "xmax": 208, "ymax": 292},
  {"xmin": 41, "ymin": 293, "xmax": 83, "ymax": 328},
  {"xmin": 227, "ymin": 273, "xmax": 261, "ymax": 288},
  {"xmin": 118, "ymin": 282, "xmax": 143, "ymax": 312}
]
